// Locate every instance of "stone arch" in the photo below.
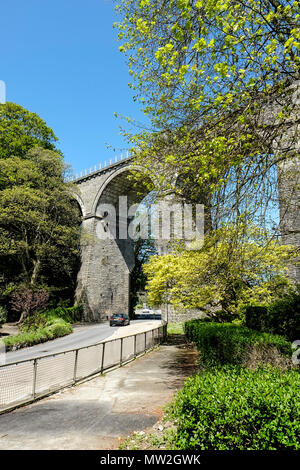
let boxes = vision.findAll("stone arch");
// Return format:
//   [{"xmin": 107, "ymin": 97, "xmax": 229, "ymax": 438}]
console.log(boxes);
[
  {"xmin": 76, "ymin": 166, "xmax": 154, "ymax": 322},
  {"xmin": 95, "ymin": 168, "xmax": 153, "ymax": 272},
  {"xmin": 91, "ymin": 164, "xmax": 153, "ymax": 216},
  {"xmin": 73, "ymin": 192, "xmax": 86, "ymax": 218}
]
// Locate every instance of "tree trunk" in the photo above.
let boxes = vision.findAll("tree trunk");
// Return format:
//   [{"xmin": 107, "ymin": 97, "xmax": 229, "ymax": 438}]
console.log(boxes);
[{"xmin": 30, "ymin": 259, "xmax": 41, "ymax": 286}]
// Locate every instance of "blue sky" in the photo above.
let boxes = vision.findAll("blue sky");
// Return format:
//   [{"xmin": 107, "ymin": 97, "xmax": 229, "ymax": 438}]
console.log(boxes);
[{"xmin": 0, "ymin": 0, "xmax": 145, "ymax": 175}]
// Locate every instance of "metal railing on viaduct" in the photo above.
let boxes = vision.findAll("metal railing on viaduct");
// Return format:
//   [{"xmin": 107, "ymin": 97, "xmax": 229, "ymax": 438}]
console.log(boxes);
[{"xmin": 0, "ymin": 323, "xmax": 167, "ymax": 414}]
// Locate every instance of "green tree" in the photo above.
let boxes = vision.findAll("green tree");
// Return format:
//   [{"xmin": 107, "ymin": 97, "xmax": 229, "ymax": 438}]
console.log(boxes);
[
  {"xmin": 144, "ymin": 224, "xmax": 296, "ymax": 316},
  {"xmin": 116, "ymin": 0, "xmax": 299, "ymax": 127},
  {"xmin": 115, "ymin": 0, "xmax": 299, "ymax": 227},
  {"xmin": 0, "ymin": 102, "xmax": 58, "ymax": 159},
  {"xmin": 0, "ymin": 147, "xmax": 81, "ymax": 318}
]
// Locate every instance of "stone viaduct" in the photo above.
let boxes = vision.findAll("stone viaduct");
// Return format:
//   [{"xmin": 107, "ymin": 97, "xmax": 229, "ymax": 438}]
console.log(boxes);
[{"xmin": 73, "ymin": 155, "xmax": 164, "ymax": 322}]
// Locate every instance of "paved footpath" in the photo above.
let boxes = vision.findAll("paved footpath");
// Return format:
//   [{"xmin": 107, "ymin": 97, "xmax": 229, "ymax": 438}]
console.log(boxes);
[{"xmin": 0, "ymin": 337, "xmax": 199, "ymax": 450}]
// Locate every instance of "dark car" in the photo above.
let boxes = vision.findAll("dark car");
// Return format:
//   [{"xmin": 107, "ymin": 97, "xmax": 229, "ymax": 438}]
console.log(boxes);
[{"xmin": 109, "ymin": 313, "xmax": 130, "ymax": 327}]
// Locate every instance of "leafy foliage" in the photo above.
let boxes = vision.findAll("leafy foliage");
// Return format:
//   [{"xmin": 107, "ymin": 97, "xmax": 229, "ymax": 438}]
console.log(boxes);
[
  {"xmin": 3, "ymin": 319, "xmax": 72, "ymax": 351},
  {"xmin": 169, "ymin": 365, "xmax": 300, "ymax": 449},
  {"xmin": 184, "ymin": 320, "xmax": 292, "ymax": 366},
  {"xmin": 0, "ymin": 305, "xmax": 7, "ymax": 326},
  {"xmin": 244, "ymin": 287, "xmax": 300, "ymax": 340},
  {"xmin": 0, "ymin": 146, "xmax": 81, "ymax": 317},
  {"xmin": 144, "ymin": 224, "xmax": 295, "ymax": 315},
  {"xmin": 116, "ymin": 0, "xmax": 299, "ymax": 127},
  {"xmin": 130, "ymin": 236, "xmax": 157, "ymax": 314},
  {"xmin": 3, "ymin": 305, "xmax": 82, "ymax": 350},
  {"xmin": 115, "ymin": 0, "xmax": 300, "ymax": 232},
  {"xmin": 10, "ymin": 288, "xmax": 49, "ymax": 324},
  {"xmin": 0, "ymin": 102, "xmax": 58, "ymax": 159}
]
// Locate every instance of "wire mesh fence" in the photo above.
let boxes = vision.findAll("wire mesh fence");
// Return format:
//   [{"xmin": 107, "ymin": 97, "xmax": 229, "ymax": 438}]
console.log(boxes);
[{"xmin": 0, "ymin": 323, "xmax": 167, "ymax": 413}]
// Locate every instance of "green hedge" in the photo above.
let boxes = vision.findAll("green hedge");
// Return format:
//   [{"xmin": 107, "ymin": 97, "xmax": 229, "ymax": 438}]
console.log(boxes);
[
  {"xmin": 184, "ymin": 320, "xmax": 292, "ymax": 367},
  {"xmin": 169, "ymin": 365, "xmax": 300, "ymax": 450},
  {"xmin": 244, "ymin": 291, "xmax": 300, "ymax": 341}
]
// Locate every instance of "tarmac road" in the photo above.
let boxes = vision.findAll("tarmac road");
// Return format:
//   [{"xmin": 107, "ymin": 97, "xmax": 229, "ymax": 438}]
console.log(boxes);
[{"xmin": 4, "ymin": 320, "xmax": 149, "ymax": 364}]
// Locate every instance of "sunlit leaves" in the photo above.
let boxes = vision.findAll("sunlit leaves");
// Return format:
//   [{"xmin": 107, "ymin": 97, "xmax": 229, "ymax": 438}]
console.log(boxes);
[{"xmin": 144, "ymin": 224, "xmax": 295, "ymax": 313}]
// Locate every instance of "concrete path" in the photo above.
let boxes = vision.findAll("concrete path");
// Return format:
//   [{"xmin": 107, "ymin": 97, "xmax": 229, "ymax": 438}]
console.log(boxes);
[{"xmin": 0, "ymin": 337, "xmax": 199, "ymax": 450}]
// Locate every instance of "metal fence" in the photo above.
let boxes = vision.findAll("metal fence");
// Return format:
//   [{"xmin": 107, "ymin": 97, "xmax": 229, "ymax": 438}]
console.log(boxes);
[
  {"xmin": 0, "ymin": 323, "xmax": 167, "ymax": 414},
  {"xmin": 68, "ymin": 152, "xmax": 132, "ymax": 182}
]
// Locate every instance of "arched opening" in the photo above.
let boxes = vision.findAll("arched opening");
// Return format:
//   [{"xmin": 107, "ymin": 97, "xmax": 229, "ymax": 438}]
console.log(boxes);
[{"xmin": 94, "ymin": 169, "xmax": 156, "ymax": 317}]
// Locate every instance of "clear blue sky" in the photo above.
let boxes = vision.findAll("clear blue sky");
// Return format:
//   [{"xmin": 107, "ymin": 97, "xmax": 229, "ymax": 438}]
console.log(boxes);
[{"xmin": 0, "ymin": 0, "xmax": 145, "ymax": 175}]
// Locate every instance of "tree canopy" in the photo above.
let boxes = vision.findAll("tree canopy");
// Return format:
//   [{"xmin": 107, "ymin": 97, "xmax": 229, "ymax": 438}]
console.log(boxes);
[
  {"xmin": 144, "ymin": 224, "xmax": 296, "ymax": 315},
  {"xmin": 116, "ymin": 0, "xmax": 299, "ymax": 127},
  {"xmin": 0, "ymin": 148, "xmax": 81, "ymax": 304},
  {"xmin": 116, "ymin": 0, "xmax": 300, "ymax": 226},
  {"xmin": 116, "ymin": 0, "xmax": 300, "ymax": 311},
  {"xmin": 0, "ymin": 102, "xmax": 58, "ymax": 159},
  {"xmin": 0, "ymin": 103, "xmax": 81, "ymax": 319}
]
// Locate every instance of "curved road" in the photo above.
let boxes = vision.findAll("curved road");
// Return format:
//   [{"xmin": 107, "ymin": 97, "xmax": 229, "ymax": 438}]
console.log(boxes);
[{"xmin": 4, "ymin": 320, "xmax": 146, "ymax": 364}]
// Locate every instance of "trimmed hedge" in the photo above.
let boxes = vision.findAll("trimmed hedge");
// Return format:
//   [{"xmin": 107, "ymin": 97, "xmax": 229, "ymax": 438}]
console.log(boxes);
[
  {"xmin": 169, "ymin": 365, "xmax": 300, "ymax": 450},
  {"xmin": 184, "ymin": 320, "xmax": 292, "ymax": 367},
  {"xmin": 244, "ymin": 292, "xmax": 300, "ymax": 341}
]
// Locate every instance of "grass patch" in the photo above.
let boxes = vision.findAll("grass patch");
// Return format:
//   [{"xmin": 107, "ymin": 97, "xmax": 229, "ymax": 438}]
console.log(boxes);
[
  {"xmin": 3, "ymin": 311, "xmax": 73, "ymax": 351},
  {"xmin": 167, "ymin": 322, "xmax": 184, "ymax": 335}
]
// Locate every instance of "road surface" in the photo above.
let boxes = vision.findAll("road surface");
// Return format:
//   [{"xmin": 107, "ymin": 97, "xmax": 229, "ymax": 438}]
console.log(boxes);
[{"xmin": 4, "ymin": 320, "xmax": 148, "ymax": 364}]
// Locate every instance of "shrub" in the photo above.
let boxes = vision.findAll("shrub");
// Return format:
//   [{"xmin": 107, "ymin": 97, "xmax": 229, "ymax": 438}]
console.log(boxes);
[
  {"xmin": 46, "ymin": 321, "xmax": 73, "ymax": 337},
  {"xmin": 43, "ymin": 305, "xmax": 83, "ymax": 324},
  {"xmin": 4, "ymin": 311, "xmax": 73, "ymax": 351},
  {"xmin": 20, "ymin": 305, "xmax": 82, "ymax": 332},
  {"xmin": 10, "ymin": 288, "xmax": 49, "ymax": 323},
  {"xmin": 244, "ymin": 290, "xmax": 300, "ymax": 341},
  {"xmin": 184, "ymin": 320, "xmax": 292, "ymax": 367},
  {"xmin": 169, "ymin": 365, "xmax": 300, "ymax": 450},
  {"xmin": 244, "ymin": 305, "xmax": 268, "ymax": 330}
]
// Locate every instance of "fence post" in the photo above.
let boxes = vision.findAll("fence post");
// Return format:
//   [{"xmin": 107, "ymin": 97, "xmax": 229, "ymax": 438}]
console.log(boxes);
[
  {"xmin": 73, "ymin": 349, "xmax": 79, "ymax": 384},
  {"xmin": 101, "ymin": 342, "xmax": 106, "ymax": 373},
  {"xmin": 163, "ymin": 323, "xmax": 167, "ymax": 341},
  {"xmin": 32, "ymin": 358, "xmax": 38, "ymax": 400},
  {"xmin": 144, "ymin": 332, "xmax": 147, "ymax": 353},
  {"xmin": 120, "ymin": 338, "xmax": 123, "ymax": 366},
  {"xmin": 134, "ymin": 335, "xmax": 137, "ymax": 358},
  {"xmin": 152, "ymin": 329, "xmax": 154, "ymax": 348}
]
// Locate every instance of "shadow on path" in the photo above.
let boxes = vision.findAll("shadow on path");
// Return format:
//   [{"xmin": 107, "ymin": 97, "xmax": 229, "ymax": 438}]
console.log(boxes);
[{"xmin": 0, "ymin": 334, "xmax": 199, "ymax": 450}]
